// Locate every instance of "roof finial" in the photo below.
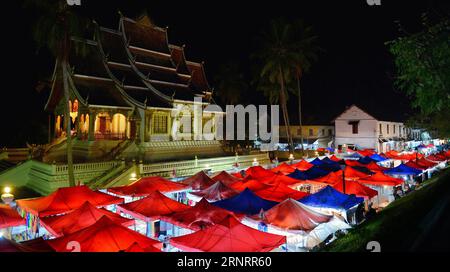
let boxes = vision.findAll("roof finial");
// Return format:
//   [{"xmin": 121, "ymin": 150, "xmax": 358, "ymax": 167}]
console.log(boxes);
[{"xmin": 117, "ymin": 10, "xmax": 123, "ymax": 17}]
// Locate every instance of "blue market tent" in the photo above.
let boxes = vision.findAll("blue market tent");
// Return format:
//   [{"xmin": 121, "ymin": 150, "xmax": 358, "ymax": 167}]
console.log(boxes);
[
  {"xmin": 417, "ymin": 144, "xmax": 427, "ymax": 149},
  {"xmin": 310, "ymin": 158, "xmax": 325, "ymax": 166},
  {"xmin": 318, "ymin": 163, "xmax": 341, "ymax": 172},
  {"xmin": 212, "ymin": 188, "xmax": 278, "ymax": 215},
  {"xmin": 369, "ymin": 153, "xmax": 388, "ymax": 162},
  {"xmin": 345, "ymin": 152, "xmax": 363, "ymax": 159},
  {"xmin": 288, "ymin": 167, "xmax": 330, "ymax": 180},
  {"xmin": 321, "ymin": 157, "xmax": 337, "ymax": 164},
  {"xmin": 384, "ymin": 164, "xmax": 422, "ymax": 176},
  {"xmin": 358, "ymin": 156, "xmax": 375, "ymax": 164},
  {"xmin": 300, "ymin": 186, "xmax": 364, "ymax": 210},
  {"xmin": 326, "ymin": 147, "xmax": 334, "ymax": 152}
]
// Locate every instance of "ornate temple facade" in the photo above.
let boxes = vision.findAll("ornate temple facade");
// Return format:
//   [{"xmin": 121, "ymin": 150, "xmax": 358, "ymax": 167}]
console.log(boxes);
[{"xmin": 45, "ymin": 15, "xmax": 225, "ymax": 162}]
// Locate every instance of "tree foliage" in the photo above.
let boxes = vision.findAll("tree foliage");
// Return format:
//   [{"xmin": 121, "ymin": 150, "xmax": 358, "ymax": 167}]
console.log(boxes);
[{"xmin": 386, "ymin": 16, "xmax": 450, "ymax": 136}]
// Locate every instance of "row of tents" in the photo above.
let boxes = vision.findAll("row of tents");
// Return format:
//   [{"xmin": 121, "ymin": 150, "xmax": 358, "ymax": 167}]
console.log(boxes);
[{"xmin": 1, "ymin": 149, "xmax": 449, "ymax": 252}]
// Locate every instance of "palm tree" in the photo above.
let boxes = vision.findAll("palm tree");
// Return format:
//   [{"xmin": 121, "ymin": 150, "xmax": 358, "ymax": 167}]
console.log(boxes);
[
  {"xmin": 26, "ymin": 0, "xmax": 90, "ymax": 186},
  {"xmin": 214, "ymin": 61, "xmax": 248, "ymax": 106},
  {"xmin": 291, "ymin": 20, "xmax": 320, "ymax": 152},
  {"xmin": 253, "ymin": 19, "xmax": 299, "ymax": 153}
]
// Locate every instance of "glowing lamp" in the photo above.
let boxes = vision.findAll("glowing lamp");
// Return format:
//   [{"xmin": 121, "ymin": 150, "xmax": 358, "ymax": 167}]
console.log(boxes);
[
  {"xmin": 4, "ymin": 187, "xmax": 11, "ymax": 194},
  {"xmin": 1, "ymin": 186, "xmax": 14, "ymax": 205}
]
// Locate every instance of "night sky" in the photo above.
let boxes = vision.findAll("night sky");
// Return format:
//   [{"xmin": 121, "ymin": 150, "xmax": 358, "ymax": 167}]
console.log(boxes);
[{"xmin": 1, "ymin": 0, "xmax": 449, "ymax": 146}]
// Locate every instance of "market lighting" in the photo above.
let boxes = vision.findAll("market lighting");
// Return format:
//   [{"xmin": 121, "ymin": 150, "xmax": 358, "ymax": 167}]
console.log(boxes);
[
  {"xmin": 4, "ymin": 186, "xmax": 11, "ymax": 194},
  {"xmin": 130, "ymin": 173, "xmax": 137, "ymax": 179}
]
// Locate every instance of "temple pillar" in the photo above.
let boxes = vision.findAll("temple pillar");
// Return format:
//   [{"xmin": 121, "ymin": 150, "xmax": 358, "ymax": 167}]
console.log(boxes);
[
  {"xmin": 137, "ymin": 108, "xmax": 146, "ymax": 143},
  {"xmin": 88, "ymin": 112, "xmax": 96, "ymax": 141},
  {"xmin": 193, "ymin": 103, "xmax": 202, "ymax": 140}
]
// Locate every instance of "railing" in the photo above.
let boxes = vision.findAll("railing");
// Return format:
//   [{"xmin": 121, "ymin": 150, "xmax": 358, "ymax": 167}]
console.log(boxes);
[
  {"xmin": 53, "ymin": 161, "xmax": 120, "ymax": 174},
  {"xmin": 78, "ymin": 132, "xmax": 127, "ymax": 140}
]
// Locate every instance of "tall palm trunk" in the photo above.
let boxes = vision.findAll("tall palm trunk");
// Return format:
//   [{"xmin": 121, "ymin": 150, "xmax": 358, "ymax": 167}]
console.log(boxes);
[
  {"xmin": 61, "ymin": 34, "xmax": 75, "ymax": 187},
  {"xmin": 278, "ymin": 66, "xmax": 294, "ymax": 153},
  {"xmin": 296, "ymin": 74, "xmax": 305, "ymax": 154}
]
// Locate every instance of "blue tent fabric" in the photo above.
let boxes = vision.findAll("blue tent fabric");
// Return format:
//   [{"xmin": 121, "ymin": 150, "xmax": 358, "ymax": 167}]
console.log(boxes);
[
  {"xmin": 287, "ymin": 169, "xmax": 309, "ymax": 180},
  {"xmin": 300, "ymin": 186, "xmax": 364, "ymax": 210},
  {"xmin": 288, "ymin": 167, "xmax": 330, "ymax": 180},
  {"xmin": 345, "ymin": 152, "xmax": 363, "ymax": 159},
  {"xmin": 321, "ymin": 157, "xmax": 337, "ymax": 164},
  {"xmin": 310, "ymin": 158, "xmax": 324, "ymax": 166},
  {"xmin": 358, "ymin": 156, "xmax": 375, "ymax": 164},
  {"xmin": 318, "ymin": 161, "xmax": 341, "ymax": 172},
  {"xmin": 384, "ymin": 164, "xmax": 422, "ymax": 176},
  {"xmin": 211, "ymin": 188, "xmax": 278, "ymax": 215},
  {"xmin": 369, "ymin": 153, "xmax": 388, "ymax": 162},
  {"xmin": 326, "ymin": 147, "xmax": 334, "ymax": 152}
]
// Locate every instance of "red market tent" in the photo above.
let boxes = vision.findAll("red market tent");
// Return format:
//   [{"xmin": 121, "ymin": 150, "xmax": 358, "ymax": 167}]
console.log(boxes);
[
  {"xmin": 161, "ymin": 198, "xmax": 243, "ymax": 231},
  {"xmin": 405, "ymin": 161, "xmax": 429, "ymax": 170},
  {"xmin": 342, "ymin": 167, "xmax": 370, "ymax": 180},
  {"xmin": 123, "ymin": 242, "xmax": 161, "ymax": 252},
  {"xmin": 291, "ymin": 160, "xmax": 314, "ymax": 171},
  {"xmin": 329, "ymin": 155, "xmax": 342, "ymax": 162},
  {"xmin": 229, "ymin": 177, "xmax": 272, "ymax": 192},
  {"xmin": 180, "ymin": 171, "xmax": 215, "ymax": 190},
  {"xmin": 17, "ymin": 186, "xmax": 124, "ymax": 217},
  {"xmin": 116, "ymin": 191, "xmax": 190, "ymax": 222},
  {"xmin": 170, "ymin": 215, "xmax": 286, "ymax": 252},
  {"xmin": 357, "ymin": 149, "xmax": 375, "ymax": 157},
  {"xmin": 47, "ymin": 216, "xmax": 162, "ymax": 252},
  {"xmin": 108, "ymin": 176, "xmax": 188, "ymax": 197},
  {"xmin": 345, "ymin": 160, "xmax": 366, "ymax": 167},
  {"xmin": 271, "ymin": 163, "xmax": 296, "ymax": 175},
  {"xmin": 358, "ymin": 172, "xmax": 404, "ymax": 187},
  {"xmin": 417, "ymin": 158, "xmax": 438, "ymax": 168},
  {"xmin": 190, "ymin": 181, "xmax": 239, "ymax": 202},
  {"xmin": 0, "ymin": 204, "xmax": 25, "ymax": 229},
  {"xmin": 332, "ymin": 180, "xmax": 378, "ymax": 199},
  {"xmin": 314, "ymin": 172, "xmax": 340, "ymax": 184},
  {"xmin": 426, "ymin": 154, "xmax": 447, "ymax": 162},
  {"xmin": 0, "ymin": 237, "xmax": 54, "ymax": 252},
  {"xmin": 263, "ymin": 198, "xmax": 332, "ymax": 231},
  {"xmin": 211, "ymin": 171, "xmax": 241, "ymax": 186},
  {"xmin": 254, "ymin": 183, "xmax": 309, "ymax": 202},
  {"xmin": 40, "ymin": 202, "xmax": 134, "ymax": 237},
  {"xmin": 259, "ymin": 173, "xmax": 304, "ymax": 186},
  {"xmin": 245, "ymin": 166, "xmax": 276, "ymax": 179},
  {"xmin": 365, "ymin": 161, "xmax": 389, "ymax": 172}
]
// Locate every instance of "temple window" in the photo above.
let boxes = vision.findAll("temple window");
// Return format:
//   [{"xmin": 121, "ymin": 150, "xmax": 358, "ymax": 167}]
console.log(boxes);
[{"xmin": 152, "ymin": 112, "xmax": 168, "ymax": 134}]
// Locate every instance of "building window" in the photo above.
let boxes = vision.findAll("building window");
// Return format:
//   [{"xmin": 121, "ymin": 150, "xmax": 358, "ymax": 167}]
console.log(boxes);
[
  {"xmin": 328, "ymin": 129, "xmax": 332, "ymax": 136},
  {"xmin": 349, "ymin": 121, "xmax": 359, "ymax": 134},
  {"xmin": 393, "ymin": 125, "xmax": 396, "ymax": 134},
  {"xmin": 297, "ymin": 128, "xmax": 302, "ymax": 136},
  {"xmin": 321, "ymin": 129, "xmax": 325, "ymax": 136},
  {"xmin": 152, "ymin": 113, "xmax": 168, "ymax": 134},
  {"xmin": 387, "ymin": 124, "xmax": 390, "ymax": 134},
  {"xmin": 309, "ymin": 129, "xmax": 314, "ymax": 136},
  {"xmin": 379, "ymin": 124, "xmax": 382, "ymax": 134}
]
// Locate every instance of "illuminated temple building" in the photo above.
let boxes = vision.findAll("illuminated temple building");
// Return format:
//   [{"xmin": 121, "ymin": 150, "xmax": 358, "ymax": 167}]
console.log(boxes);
[{"xmin": 44, "ymin": 15, "xmax": 224, "ymax": 163}]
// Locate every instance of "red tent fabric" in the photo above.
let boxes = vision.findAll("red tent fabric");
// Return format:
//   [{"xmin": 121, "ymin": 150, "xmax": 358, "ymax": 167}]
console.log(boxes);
[
  {"xmin": 123, "ymin": 242, "xmax": 161, "ymax": 252},
  {"xmin": 426, "ymin": 155, "xmax": 446, "ymax": 162},
  {"xmin": 47, "ymin": 216, "xmax": 162, "ymax": 252},
  {"xmin": 291, "ymin": 160, "xmax": 314, "ymax": 171},
  {"xmin": 254, "ymin": 183, "xmax": 309, "ymax": 202},
  {"xmin": 357, "ymin": 149, "xmax": 375, "ymax": 157},
  {"xmin": 405, "ymin": 161, "xmax": 429, "ymax": 170},
  {"xmin": 161, "ymin": 198, "xmax": 243, "ymax": 231},
  {"xmin": 40, "ymin": 202, "xmax": 134, "ymax": 237},
  {"xmin": 365, "ymin": 161, "xmax": 389, "ymax": 172},
  {"xmin": 245, "ymin": 166, "xmax": 276, "ymax": 179},
  {"xmin": 170, "ymin": 215, "xmax": 286, "ymax": 252},
  {"xmin": 263, "ymin": 199, "xmax": 332, "ymax": 230},
  {"xmin": 329, "ymin": 155, "xmax": 341, "ymax": 162},
  {"xmin": 117, "ymin": 191, "xmax": 190, "ymax": 222},
  {"xmin": 0, "ymin": 204, "xmax": 25, "ymax": 229},
  {"xmin": 229, "ymin": 177, "xmax": 272, "ymax": 192},
  {"xmin": 332, "ymin": 180, "xmax": 378, "ymax": 199},
  {"xmin": 417, "ymin": 158, "xmax": 438, "ymax": 168},
  {"xmin": 342, "ymin": 167, "xmax": 370, "ymax": 180},
  {"xmin": 271, "ymin": 163, "xmax": 296, "ymax": 175},
  {"xmin": 259, "ymin": 173, "xmax": 304, "ymax": 186},
  {"xmin": 190, "ymin": 181, "xmax": 239, "ymax": 202},
  {"xmin": 345, "ymin": 160, "xmax": 366, "ymax": 167},
  {"xmin": 358, "ymin": 172, "xmax": 404, "ymax": 187},
  {"xmin": 17, "ymin": 186, "xmax": 124, "ymax": 217},
  {"xmin": 314, "ymin": 172, "xmax": 341, "ymax": 184},
  {"xmin": 0, "ymin": 238, "xmax": 54, "ymax": 252},
  {"xmin": 211, "ymin": 171, "xmax": 241, "ymax": 186},
  {"xmin": 108, "ymin": 176, "xmax": 188, "ymax": 197},
  {"xmin": 444, "ymin": 150, "xmax": 450, "ymax": 159},
  {"xmin": 180, "ymin": 171, "xmax": 215, "ymax": 190}
]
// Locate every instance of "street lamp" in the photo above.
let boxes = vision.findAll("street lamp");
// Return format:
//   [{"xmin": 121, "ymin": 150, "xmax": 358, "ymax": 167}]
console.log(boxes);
[{"xmin": 1, "ymin": 186, "xmax": 14, "ymax": 205}]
